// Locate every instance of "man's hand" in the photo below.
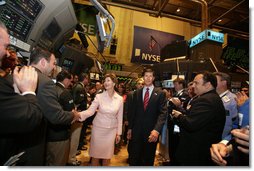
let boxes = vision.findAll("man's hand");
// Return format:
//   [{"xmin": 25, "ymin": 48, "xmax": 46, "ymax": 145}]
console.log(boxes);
[
  {"xmin": 170, "ymin": 97, "xmax": 181, "ymax": 107},
  {"xmin": 235, "ymin": 91, "xmax": 249, "ymax": 107},
  {"xmin": 210, "ymin": 143, "xmax": 229, "ymax": 166},
  {"xmin": 71, "ymin": 109, "xmax": 80, "ymax": 124},
  {"xmin": 13, "ymin": 66, "xmax": 38, "ymax": 93},
  {"xmin": 127, "ymin": 129, "xmax": 132, "ymax": 140},
  {"xmin": 148, "ymin": 130, "xmax": 159, "ymax": 143},
  {"xmin": 231, "ymin": 127, "xmax": 249, "ymax": 154},
  {"xmin": 171, "ymin": 109, "xmax": 182, "ymax": 118}
]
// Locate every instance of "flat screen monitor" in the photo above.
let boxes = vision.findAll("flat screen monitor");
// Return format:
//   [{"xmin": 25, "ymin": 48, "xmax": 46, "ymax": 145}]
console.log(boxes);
[
  {"xmin": 161, "ymin": 80, "xmax": 174, "ymax": 88},
  {"xmin": 62, "ymin": 58, "xmax": 74, "ymax": 72}
]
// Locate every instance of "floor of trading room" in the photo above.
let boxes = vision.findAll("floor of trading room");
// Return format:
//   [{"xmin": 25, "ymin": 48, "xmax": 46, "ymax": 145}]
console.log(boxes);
[{"xmin": 76, "ymin": 127, "xmax": 169, "ymax": 166}]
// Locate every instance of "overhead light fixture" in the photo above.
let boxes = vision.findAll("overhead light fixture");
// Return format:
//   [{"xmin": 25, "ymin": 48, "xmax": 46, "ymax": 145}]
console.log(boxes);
[
  {"xmin": 218, "ymin": 19, "xmax": 222, "ymax": 23},
  {"xmin": 176, "ymin": 8, "xmax": 181, "ymax": 12}
]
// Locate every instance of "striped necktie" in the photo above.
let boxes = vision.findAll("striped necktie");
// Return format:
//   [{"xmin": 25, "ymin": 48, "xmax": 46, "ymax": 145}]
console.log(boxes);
[{"xmin": 144, "ymin": 88, "xmax": 149, "ymax": 110}]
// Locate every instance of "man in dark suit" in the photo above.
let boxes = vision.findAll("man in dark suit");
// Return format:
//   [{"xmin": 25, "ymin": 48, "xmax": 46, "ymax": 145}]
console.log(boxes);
[
  {"xmin": 45, "ymin": 70, "xmax": 75, "ymax": 165},
  {"xmin": 27, "ymin": 47, "xmax": 79, "ymax": 165},
  {"xmin": 171, "ymin": 71, "xmax": 226, "ymax": 166},
  {"xmin": 0, "ymin": 21, "xmax": 43, "ymax": 165},
  {"xmin": 128, "ymin": 68, "xmax": 167, "ymax": 166},
  {"xmin": 167, "ymin": 77, "xmax": 189, "ymax": 165}
]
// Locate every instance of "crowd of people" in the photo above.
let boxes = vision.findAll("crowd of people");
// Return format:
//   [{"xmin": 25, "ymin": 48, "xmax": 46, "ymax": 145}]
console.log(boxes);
[{"xmin": 0, "ymin": 21, "xmax": 250, "ymax": 166}]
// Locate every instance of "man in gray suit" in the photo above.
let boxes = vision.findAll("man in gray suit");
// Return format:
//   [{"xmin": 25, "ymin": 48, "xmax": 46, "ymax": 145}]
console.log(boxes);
[{"xmin": 28, "ymin": 47, "xmax": 79, "ymax": 165}]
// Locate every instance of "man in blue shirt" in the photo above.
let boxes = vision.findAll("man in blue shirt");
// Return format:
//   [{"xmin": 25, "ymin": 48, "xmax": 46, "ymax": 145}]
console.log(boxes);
[{"xmin": 214, "ymin": 72, "xmax": 238, "ymax": 142}]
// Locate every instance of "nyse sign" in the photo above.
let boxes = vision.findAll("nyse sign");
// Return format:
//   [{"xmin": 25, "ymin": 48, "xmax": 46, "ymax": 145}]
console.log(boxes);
[
  {"xmin": 80, "ymin": 23, "xmax": 96, "ymax": 35},
  {"xmin": 142, "ymin": 53, "xmax": 160, "ymax": 62},
  {"xmin": 189, "ymin": 30, "xmax": 206, "ymax": 48},
  {"xmin": 134, "ymin": 48, "xmax": 160, "ymax": 63},
  {"xmin": 207, "ymin": 30, "xmax": 224, "ymax": 43},
  {"xmin": 189, "ymin": 30, "xmax": 224, "ymax": 48}
]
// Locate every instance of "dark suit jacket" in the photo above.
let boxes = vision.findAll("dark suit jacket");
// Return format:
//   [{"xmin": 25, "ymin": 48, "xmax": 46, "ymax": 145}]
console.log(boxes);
[
  {"xmin": 130, "ymin": 87, "xmax": 167, "ymax": 140},
  {"xmin": 175, "ymin": 89, "xmax": 226, "ymax": 166},
  {"xmin": 36, "ymin": 71, "xmax": 74, "ymax": 126},
  {"xmin": 72, "ymin": 82, "xmax": 87, "ymax": 111},
  {"xmin": 128, "ymin": 87, "xmax": 167, "ymax": 165},
  {"xmin": 21, "ymin": 68, "xmax": 74, "ymax": 165},
  {"xmin": 45, "ymin": 82, "xmax": 75, "ymax": 142},
  {"xmin": 0, "ymin": 76, "xmax": 43, "ymax": 165}
]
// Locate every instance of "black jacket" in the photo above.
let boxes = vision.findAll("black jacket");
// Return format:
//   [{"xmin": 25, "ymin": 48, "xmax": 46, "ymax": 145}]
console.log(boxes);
[
  {"xmin": 46, "ymin": 82, "xmax": 75, "ymax": 142},
  {"xmin": 175, "ymin": 89, "xmax": 226, "ymax": 165},
  {"xmin": 0, "ymin": 76, "xmax": 43, "ymax": 165}
]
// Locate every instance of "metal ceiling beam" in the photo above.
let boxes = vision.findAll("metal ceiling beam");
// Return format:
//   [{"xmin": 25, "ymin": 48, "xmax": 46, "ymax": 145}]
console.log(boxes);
[
  {"xmin": 191, "ymin": 0, "xmax": 208, "ymax": 31},
  {"xmin": 100, "ymin": 0, "xmax": 248, "ymax": 38},
  {"xmin": 156, "ymin": 0, "xmax": 169, "ymax": 17},
  {"xmin": 210, "ymin": 0, "xmax": 246, "ymax": 25}
]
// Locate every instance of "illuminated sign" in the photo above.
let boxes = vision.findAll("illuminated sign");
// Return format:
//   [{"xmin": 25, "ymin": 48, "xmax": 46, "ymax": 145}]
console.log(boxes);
[
  {"xmin": 189, "ymin": 30, "xmax": 224, "ymax": 48},
  {"xmin": 189, "ymin": 30, "xmax": 206, "ymax": 48},
  {"xmin": 206, "ymin": 30, "xmax": 224, "ymax": 43}
]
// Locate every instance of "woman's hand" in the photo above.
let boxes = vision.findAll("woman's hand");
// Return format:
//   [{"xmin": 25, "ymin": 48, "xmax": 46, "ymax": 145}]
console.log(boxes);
[{"xmin": 115, "ymin": 135, "xmax": 121, "ymax": 144}]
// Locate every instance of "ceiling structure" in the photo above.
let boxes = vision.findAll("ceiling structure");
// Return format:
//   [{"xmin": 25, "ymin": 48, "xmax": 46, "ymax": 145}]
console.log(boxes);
[{"xmin": 97, "ymin": 0, "xmax": 249, "ymax": 39}]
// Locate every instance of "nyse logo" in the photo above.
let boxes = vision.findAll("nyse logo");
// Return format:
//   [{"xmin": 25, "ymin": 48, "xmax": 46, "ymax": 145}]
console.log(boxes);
[{"xmin": 135, "ymin": 48, "xmax": 160, "ymax": 63}]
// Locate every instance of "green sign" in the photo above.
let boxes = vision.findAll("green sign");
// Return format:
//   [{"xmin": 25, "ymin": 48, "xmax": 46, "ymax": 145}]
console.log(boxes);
[
  {"xmin": 73, "ymin": 3, "xmax": 98, "ymax": 35},
  {"xmin": 104, "ymin": 63, "xmax": 123, "ymax": 71}
]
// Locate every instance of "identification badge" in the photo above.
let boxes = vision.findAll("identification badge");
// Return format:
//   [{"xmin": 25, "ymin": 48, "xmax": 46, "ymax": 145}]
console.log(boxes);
[{"xmin": 222, "ymin": 95, "xmax": 230, "ymax": 103}]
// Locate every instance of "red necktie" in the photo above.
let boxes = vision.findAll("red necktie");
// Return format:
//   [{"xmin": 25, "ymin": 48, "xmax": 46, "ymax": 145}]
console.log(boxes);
[{"xmin": 144, "ymin": 88, "xmax": 149, "ymax": 110}]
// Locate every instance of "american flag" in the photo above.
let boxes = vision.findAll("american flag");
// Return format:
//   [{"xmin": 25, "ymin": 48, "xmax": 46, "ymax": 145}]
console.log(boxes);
[{"xmin": 148, "ymin": 36, "xmax": 157, "ymax": 51}]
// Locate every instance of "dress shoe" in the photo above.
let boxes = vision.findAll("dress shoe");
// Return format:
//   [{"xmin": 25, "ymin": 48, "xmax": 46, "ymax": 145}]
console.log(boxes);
[
  {"xmin": 66, "ymin": 160, "xmax": 81, "ymax": 166},
  {"xmin": 76, "ymin": 150, "xmax": 81, "ymax": 155},
  {"xmin": 81, "ymin": 146, "xmax": 87, "ymax": 150}
]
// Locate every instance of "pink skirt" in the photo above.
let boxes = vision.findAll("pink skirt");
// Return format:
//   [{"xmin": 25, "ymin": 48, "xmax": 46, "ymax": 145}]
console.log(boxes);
[{"xmin": 89, "ymin": 125, "xmax": 117, "ymax": 159}]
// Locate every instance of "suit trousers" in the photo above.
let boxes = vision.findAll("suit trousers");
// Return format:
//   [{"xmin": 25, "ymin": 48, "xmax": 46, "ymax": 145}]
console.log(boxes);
[
  {"xmin": 46, "ymin": 139, "xmax": 70, "ymax": 166},
  {"xmin": 128, "ymin": 137, "xmax": 158, "ymax": 166},
  {"xmin": 68, "ymin": 122, "xmax": 82, "ymax": 163}
]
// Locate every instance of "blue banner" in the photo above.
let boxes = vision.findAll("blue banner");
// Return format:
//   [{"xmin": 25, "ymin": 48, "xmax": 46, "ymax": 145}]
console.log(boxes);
[{"xmin": 131, "ymin": 26, "xmax": 184, "ymax": 64}]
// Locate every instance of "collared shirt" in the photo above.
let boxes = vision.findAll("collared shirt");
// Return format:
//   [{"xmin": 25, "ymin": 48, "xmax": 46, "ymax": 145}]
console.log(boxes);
[
  {"xmin": 79, "ymin": 82, "xmax": 84, "ymax": 88},
  {"xmin": 22, "ymin": 91, "xmax": 36, "ymax": 96},
  {"xmin": 57, "ymin": 81, "xmax": 65, "ymax": 88},
  {"xmin": 219, "ymin": 90, "xmax": 238, "ymax": 140},
  {"xmin": 176, "ymin": 89, "xmax": 184, "ymax": 97},
  {"xmin": 219, "ymin": 90, "xmax": 229, "ymax": 98},
  {"xmin": 142, "ymin": 85, "xmax": 154, "ymax": 100}
]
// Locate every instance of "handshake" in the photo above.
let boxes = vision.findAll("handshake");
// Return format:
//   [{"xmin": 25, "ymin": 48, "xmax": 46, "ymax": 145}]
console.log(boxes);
[{"xmin": 71, "ymin": 110, "xmax": 82, "ymax": 124}]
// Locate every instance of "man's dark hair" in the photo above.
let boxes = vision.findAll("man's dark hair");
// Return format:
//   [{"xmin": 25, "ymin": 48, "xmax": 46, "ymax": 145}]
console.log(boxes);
[
  {"xmin": 78, "ymin": 72, "xmax": 89, "ymax": 82},
  {"xmin": 213, "ymin": 72, "xmax": 231, "ymax": 88},
  {"xmin": 200, "ymin": 71, "xmax": 217, "ymax": 88},
  {"xmin": 173, "ymin": 77, "xmax": 186, "ymax": 88},
  {"xmin": 30, "ymin": 46, "xmax": 52, "ymax": 64},
  {"xmin": 56, "ymin": 70, "xmax": 71, "ymax": 82},
  {"xmin": 142, "ymin": 68, "xmax": 155, "ymax": 77}
]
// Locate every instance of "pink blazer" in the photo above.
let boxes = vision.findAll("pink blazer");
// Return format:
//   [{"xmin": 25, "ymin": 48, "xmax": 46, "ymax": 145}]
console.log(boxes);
[{"xmin": 79, "ymin": 91, "xmax": 123, "ymax": 135}]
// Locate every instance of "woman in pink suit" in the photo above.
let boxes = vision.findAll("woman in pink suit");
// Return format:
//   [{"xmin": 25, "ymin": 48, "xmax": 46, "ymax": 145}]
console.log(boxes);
[{"xmin": 79, "ymin": 73, "xmax": 123, "ymax": 166}]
